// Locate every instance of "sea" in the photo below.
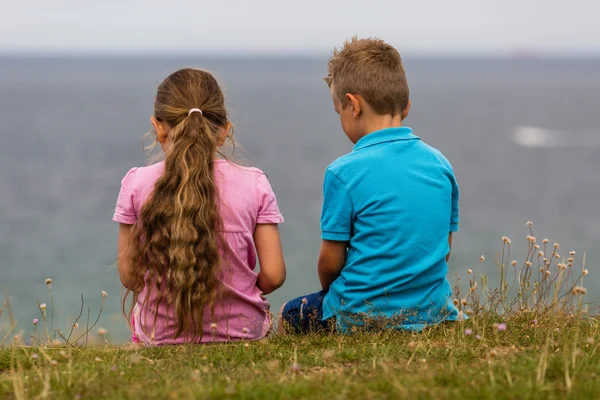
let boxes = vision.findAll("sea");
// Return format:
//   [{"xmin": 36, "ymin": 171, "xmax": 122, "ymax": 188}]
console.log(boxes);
[{"xmin": 1, "ymin": 55, "xmax": 599, "ymax": 342}]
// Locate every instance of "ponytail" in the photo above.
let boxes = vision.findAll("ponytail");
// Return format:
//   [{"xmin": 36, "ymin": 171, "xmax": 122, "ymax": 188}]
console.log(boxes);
[{"xmin": 125, "ymin": 68, "xmax": 229, "ymax": 339}]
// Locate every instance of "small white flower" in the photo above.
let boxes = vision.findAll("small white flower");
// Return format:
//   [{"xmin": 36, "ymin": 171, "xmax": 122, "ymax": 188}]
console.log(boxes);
[
  {"xmin": 542, "ymin": 239, "xmax": 549, "ymax": 244},
  {"xmin": 39, "ymin": 303, "xmax": 47, "ymax": 310},
  {"xmin": 583, "ymin": 269, "xmax": 589, "ymax": 275},
  {"xmin": 45, "ymin": 278, "xmax": 52, "ymax": 285},
  {"xmin": 526, "ymin": 221, "xmax": 533, "ymax": 227},
  {"xmin": 97, "ymin": 328, "xmax": 107, "ymax": 336},
  {"xmin": 72, "ymin": 322, "xmax": 79, "ymax": 329},
  {"xmin": 553, "ymin": 243, "xmax": 560, "ymax": 249},
  {"xmin": 569, "ymin": 251, "xmax": 576, "ymax": 256},
  {"xmin": 210, "ymin": 323, "xmax": 217, "ymax": 331},
  {"xmin": 467, "ymin": 269, "xmax": 473, "ymax": 274},
  {"xmin": 101, "ymin": 291, "xmax": 107, "ymax": 298},
  {"xmin": 480, "ymin": 256, "xmax": 485, "ymax": 262}
]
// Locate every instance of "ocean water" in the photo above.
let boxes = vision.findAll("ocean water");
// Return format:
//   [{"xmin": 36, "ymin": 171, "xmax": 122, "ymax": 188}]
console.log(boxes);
[{"xmin": 1, "ymin": 55, "xmax": 599, "ymax": 342}]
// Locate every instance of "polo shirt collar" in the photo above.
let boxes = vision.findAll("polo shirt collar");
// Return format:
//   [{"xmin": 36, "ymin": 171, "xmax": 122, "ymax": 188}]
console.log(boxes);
[{"xmin": 353, "ymin": 126, "xmax": 419, "ymax": 151}]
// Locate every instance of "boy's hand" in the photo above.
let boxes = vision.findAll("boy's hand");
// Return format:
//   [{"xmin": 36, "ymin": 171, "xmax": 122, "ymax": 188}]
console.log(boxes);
[{"xmin": 317, "ymin": 240, "xmax": 347, "ymax": 290}]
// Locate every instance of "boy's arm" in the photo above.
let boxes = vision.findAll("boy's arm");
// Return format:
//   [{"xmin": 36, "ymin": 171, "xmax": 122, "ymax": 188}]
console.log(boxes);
[{"xmin": 317, "ymin": 239, "xmax": 347, "ymax": 290}]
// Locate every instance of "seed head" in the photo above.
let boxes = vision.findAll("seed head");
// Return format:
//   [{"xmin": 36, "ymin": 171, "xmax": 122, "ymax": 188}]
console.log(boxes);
[
  {"xmin": 490, "ymin": 350, "xmax": 499, "ymax": 358},
  {"xmin": 101, "ymin": 291, "xmax": 107, "ymax": 298},
  {"xmin": 534, "ymin": 244, "xmax": 540, "ymax": 249},
  {"xmin": 583, "ymin": 269, "xmax": 589, "ymax": 275},
  {"xmin": 458, "ymin": 311, "xmax": 464, "ymax": 322},
  {"xmin": 502, "ymin": 236, "xmax": 511, "ymax": 244},
  {"xmin": 557, "ymin": 263, "xmax": 566, "ymax": 270},
  {"xmin": 569, "ymin": 251, "xmax": 576, "ymax": 256},
  {"xmin": 542, "ymin": 238, "xmax": 549, "ymax": 244},
  {"xmin": 480, "ymin": 256, "xmax": 485, "ymax": 262},
  {"xmin": 530, "ymin": 236, "xmax": 536, "ymax": 243},
  {"xmin": 95, "ymin": 357, "xmax": 103, "ymax": 363},
  {"xmin": 568, "ymin": 257, "xmax": 574, "ymax": 263},
  {"xmin": 467, "ymin": 269, "xmax": 473, "ymax": 274},
  {"xmin": 72, "ymin": 322, "xmax": 79, "ymax": 329},
  {"xmin": 538, "ymin": 251, "xmax": 544, "ymax": 258},
  {"xmin": 210, "ymin": 323, "xmax": 217, "ymax": 331},
  {"xmin": 511, "ymin": 260, "xmax": 517, "ymax": 267},
  {"xmin": 545, "ymin": 270, "xmax": 551, "ymax": 277},
  {"xmin": 45, "ymin": 278, "xmax": 52, "ymax": 285},
  {"xmin": 50, "ymin": 359, "xmax": 58, "ymax": 367},
  {"xmin": 453, "ymin": 299, "xmax": 459, "ymax": 306},
  {"xmin": 554, "ymin": 243, "xmax": 560, "ymax": 249},
  {"xmin": 97, "ymin": 328, "xmax": 107, "ymax": 336},
  {"xmin": 301, "ymin": 298, "xmax": 308, "ymax": 305},
  {"xmin": 525, "ymin": 261, "xmax": 532, "ymax": 267},
  {"xmin": 242, "ymin": 327, "xmax": 249, "ymax": 334},
  {"xmin": 572, "ymin": 286, "xmax": 587, "ymax": 295},
  {"xmin": 461, "ymin": 298, "xmax": 467, "ymax": 306},
  {"xmin": 527, "ymin": 221, "xmax": 533, "ymax": 227}
]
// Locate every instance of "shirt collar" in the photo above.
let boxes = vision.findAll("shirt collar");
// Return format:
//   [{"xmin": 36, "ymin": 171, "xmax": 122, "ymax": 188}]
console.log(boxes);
[{"xmin": 353, "ymin": 126, "xmax": 419, "ymax": 152}]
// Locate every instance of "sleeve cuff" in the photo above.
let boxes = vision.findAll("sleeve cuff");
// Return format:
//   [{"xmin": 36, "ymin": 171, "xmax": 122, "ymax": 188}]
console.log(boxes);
[
  {"xmin": 256, "ymin": 214, "xmax": 284, "ymax": 224},
  {"xmin": 113, "ymin": 213, "xmax": 137, "ymax": 225},
  {"xmin": 449, "ymin": 223, "xmax": 459, "ymax": 232},
  {"xmin": 321, "ymin": 231, "xmax": 351, "ymax": 241}
]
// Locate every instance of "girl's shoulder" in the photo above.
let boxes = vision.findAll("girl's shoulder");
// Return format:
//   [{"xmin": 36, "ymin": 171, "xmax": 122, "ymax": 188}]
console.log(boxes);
[{"xmin": 215, "ymin": 159, "xmax": 267, "ymax": 178}]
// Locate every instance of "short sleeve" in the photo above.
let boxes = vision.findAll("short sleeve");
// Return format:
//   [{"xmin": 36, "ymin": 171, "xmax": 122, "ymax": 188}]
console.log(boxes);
[
  {"xmin": 320, "ymin": 169, "xmax": 353, "ymax": 242},
  {"xmin": 450, "ymin": 174, "xmax": 459, "ymax": 232},
  {"xmin": 256, "ymin": 173, "xmax": 284, "ymax": 224},
  {"xmin": 113, "ymin": 168, "xmax": 138, "ymax": 225}
]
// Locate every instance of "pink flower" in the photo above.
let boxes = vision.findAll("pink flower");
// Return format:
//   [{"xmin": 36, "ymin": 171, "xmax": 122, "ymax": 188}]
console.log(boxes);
[
  {"xmin": 301, "ymin": 298, "xmax": 308, "ymax": 305},
  {"xmin": 33, "ymin": 318, "xmax": 39, "ymax": 326},
  {"xmin": 497, "ymin": 323, "xmax": 507, "ymax": 332},
  {"xmin": 464, "ymin": 328, "xmax": 473, "ymax": 336}
]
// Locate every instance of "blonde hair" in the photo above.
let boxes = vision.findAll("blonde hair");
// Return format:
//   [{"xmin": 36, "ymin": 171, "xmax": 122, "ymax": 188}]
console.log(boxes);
[
  {"xmin": 125, "ymin": 68, "xmax": 229, "ymax": 339},
  {"xmin": 325, "ymin": 37, "xmax": 410, "ymax": 116}
]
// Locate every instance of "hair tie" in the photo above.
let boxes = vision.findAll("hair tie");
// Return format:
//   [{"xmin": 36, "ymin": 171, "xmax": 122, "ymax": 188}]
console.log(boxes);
[{"xmin": 188, "ymin": 108, "xmax": 203, "ymax": 116}]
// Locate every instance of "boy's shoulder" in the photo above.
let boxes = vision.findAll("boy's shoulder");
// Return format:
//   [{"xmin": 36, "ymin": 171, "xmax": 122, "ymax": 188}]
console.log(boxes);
[{"xmin": 326, "ymin": 137, "xmax": 455, "ymax": 180}]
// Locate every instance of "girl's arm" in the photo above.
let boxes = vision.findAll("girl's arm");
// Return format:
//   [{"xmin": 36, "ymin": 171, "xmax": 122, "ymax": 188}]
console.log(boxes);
[
  {"xmin": 117, "ymin": 223, "xmax": 138, "ymax": 291},
  {"xmin": 254, "ymin": 224, "xmax": 286, "ymax": 295}
]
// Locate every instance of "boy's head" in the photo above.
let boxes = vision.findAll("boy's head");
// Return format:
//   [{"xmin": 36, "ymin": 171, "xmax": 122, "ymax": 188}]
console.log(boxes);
[{"xmin": 325, "ymin": 37, "xmax": 410, "ymax": 143}]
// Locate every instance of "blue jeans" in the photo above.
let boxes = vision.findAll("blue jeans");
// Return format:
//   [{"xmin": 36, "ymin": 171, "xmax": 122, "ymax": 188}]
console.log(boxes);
[{"xmin": 281, "ymin": 290, "xmax": 335, "ymax": 334}]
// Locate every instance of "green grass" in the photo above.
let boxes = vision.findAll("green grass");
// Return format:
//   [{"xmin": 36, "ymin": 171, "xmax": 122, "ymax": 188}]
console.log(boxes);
[
  {"xmin": 1, "ymin": 225, "xmax": 598, "ymax": 399},
  {"xmin": 1, "ymin": 319, "xmax": 600, "ymax": 399}
]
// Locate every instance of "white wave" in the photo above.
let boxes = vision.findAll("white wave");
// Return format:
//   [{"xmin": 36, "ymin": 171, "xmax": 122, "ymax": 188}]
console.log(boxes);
[{"xmin": 512, "ymin": 125, "xmax": 600, "ymax": 148}]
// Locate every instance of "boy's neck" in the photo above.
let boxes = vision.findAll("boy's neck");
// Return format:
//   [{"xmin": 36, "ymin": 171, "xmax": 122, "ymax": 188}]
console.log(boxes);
[{"xmin": 359, "ymin": 113, "xmax": 404, "ymax": 140}]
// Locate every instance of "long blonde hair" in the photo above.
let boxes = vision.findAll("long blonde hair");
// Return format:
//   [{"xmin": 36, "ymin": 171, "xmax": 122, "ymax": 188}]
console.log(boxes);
[{"xmin": 125, "ymin": 68, "xmax": 229, "ymax": 339}]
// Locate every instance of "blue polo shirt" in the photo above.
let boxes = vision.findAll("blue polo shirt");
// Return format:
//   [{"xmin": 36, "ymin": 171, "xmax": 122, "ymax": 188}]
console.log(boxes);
[{"xmin": 321, "ymin": 126, "xmax": 460, "ymax": 331}]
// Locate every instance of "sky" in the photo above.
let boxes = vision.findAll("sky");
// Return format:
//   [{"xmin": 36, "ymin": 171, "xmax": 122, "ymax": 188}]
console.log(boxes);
[{"xmin": 1, "ymin": 0, "xmax": 599, "ymax": 55}]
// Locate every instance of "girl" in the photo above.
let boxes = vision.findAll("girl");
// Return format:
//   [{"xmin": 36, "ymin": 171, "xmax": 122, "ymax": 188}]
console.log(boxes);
[{"xmin": 113, "ymin": 68, "xmax": 286, "ymax": 345}]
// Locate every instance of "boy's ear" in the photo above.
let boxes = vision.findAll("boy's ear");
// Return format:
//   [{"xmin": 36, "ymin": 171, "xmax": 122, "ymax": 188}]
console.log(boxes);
[
  {"xmin": 345, "ymin": 93, "xmax": 361, "ymax": 119},
  {"xmin": 401, "ymin": 99, "xmax": 411, "ymax": 121},
  {"xmin": 151, "ymin": 116, "xmax": 168, "ymax": 144}
]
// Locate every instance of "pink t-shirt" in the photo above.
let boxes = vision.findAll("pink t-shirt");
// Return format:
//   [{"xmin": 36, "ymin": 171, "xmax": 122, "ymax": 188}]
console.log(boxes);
[{"xmin": 113, "ymin": 159, "xmax": 284, "ymax": 345}]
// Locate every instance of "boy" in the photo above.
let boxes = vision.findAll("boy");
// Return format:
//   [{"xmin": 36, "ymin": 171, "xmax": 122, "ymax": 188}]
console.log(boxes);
[{"xmin": 280, "ymin": 37, "xmax": 460, "ymax": 333}]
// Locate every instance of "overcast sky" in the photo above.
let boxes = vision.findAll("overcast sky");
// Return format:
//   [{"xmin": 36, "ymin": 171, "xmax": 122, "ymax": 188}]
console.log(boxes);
[{"xmin": 2, "ymin": 0, "xmax": 599, "ymax": 54}]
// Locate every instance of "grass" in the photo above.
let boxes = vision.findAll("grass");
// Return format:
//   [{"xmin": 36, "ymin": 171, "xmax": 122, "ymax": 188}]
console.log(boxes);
[{"xmin": 1, "ymin": 223, "xmax": 599, "ymax": 399}]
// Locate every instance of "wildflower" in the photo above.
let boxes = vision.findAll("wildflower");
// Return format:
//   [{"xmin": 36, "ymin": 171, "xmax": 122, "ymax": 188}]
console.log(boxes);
[
  {"xmin": 467, "ymin": 269, "xmax": 473, "ymax": 274},
  {"xmin": 570, "ymin": 251, "xmax": 576, "ymax": 256},
  {"xmin": 33, "ymin": 318, "xmax": 39, "ymax": 326},
  {"xmin": 407, "ymin": 341, "xmax": 417, "ymax": 350},
  {"xmin": 527, "ymin": 221, "xmax": 533, "ymax": 227},
  {"xmin": 52, "ymin": 339, "xmax": 61, "ymax": 347},
  {"xmin": 59, "ymin": 350, "xmax": 67, "ymax": 358},
  {"xmin": 554, "ymin": 243, "xmax": 560, "ymax": 249},
  {"xmin": 480, "ymin": 256, "xmax": 485, "ymax": 262},
  {"xmin": 545, "ymin": 270, "xmax": 551, "ymax": 277},
  {"xmin": 583, "ymin": 269, "xmax": 589, "ymax": 275},
  {"xmin": 502, "ymin": 236, "xmax": 511, "ymax": 244},
  {"xmin": 586, "ymin": 337, "xmax": 595, "ymax": 345},
  {"xmin": 535, "ymin": 244, "xmax": 540, "ymax": 249},
  {"xmin": 475, "ymin": 334, "xmax": 482, "ymax": 340},
  {"xmin": 244, "ymin": 343, "xmax": 250, "ymax": 348},
  {"xmin": 101, "ymin": 291, "xmax": 107, "ymax": 298},
  {"xmin": 453, "ymin": 299, "xmax": 459, "ymax": 306},
  {"xmin": 557, "ymin": 263, "xmax": 566, "ymax": 270},
  {"xmin": 50, "ymin": 360, "xmax": 58, "ymax": 367},
  {"xmin": 530, "ymin": 236, "xmax": 536, "ymax": 243},
  {"xmin": 45, "ymin": 278, "xmax": 52, "ymax": 285},
  {"xmin": 210, "ymin": 323, "xmax": 217, "ymax": 331},
  {"xmin": 531, "ymin": 319, "xmax": 537, "ymax": 325},
  {"xmin": 539, "ymin": 267, "xmax": 545, "ymax": 273},
  {"xmin": 572, "ymin": 286, "xmax": 587, "ymax": 295},
  {"xmin": 568, "ymin": 257, "xmax": 574, "ymax": 263},
  {"xmin": 497, "ymin": 323, "xmax": 507, "ymax": 332},
  {"xmin": 290, "ymin": 362, "xmax": 301, "ymax": 373},
  {"xmin": 32, "ymin": 353, "xmax": 38, "ymax": 359},
  {"xmin": 538, "ymin": 251, "xmax": 544, "ymax": 258},
  {"xmin": 511, "ymin": 260, "xmax": 517, "ymax": 267},
  {"xmin": 95, "ymin": 357, "xmax": 102, "ymax": 362},
  {"xmin": 489, "ymin": 350, "xmax": 499, "ymax": 358},
  {"xmin": 464, "ymin": 328, "xmax": 473, "ymax": 336},
  {"xmin": 461, "ymin": 298, "xmax": 467, "ymax": 306},
  {"xmin": 72, "ymin": 322, "xmax": 79, "ymax": 329},
  {"xmin": 98, "ymin": 328, "xmax": 107, "ymax": 336},
  {"xmin": 242, "ymin": 327, "xmax": 249, "ymax": 334},
  {"xmin": 543, "ymin": 258, "xmax": 548, "ymax": 264},
  {"xmin": 555, "ymin": 253, "xmax": 560, "ymax": 259},
  {"xmin": 542, "ymin": 238, "xmax": 549, "ymax": 244},
  {"xmin": 301, "ymin": 298, "xmax": 308, "ymax": 305},
  {"xmin": 525, "ymin": 261, "xmax": 532, "ymax": 267},
  {"xmin": 40, "ymin": 303, "xmax": 47, "ymax": 310},
  {"xmin": 110, "ymin": 365, "xmax": 117, "ymax": 372}
]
